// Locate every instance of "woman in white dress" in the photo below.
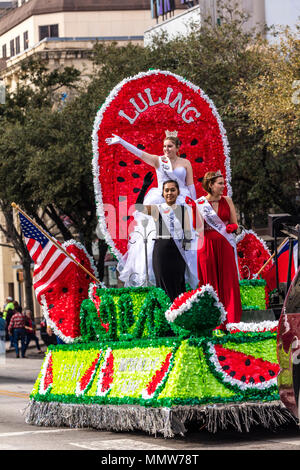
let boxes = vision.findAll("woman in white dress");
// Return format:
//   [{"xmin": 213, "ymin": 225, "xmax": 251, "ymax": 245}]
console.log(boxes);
[{"xmin": 105, "ymin": 131, "xmax": 197, "ymax": 287}]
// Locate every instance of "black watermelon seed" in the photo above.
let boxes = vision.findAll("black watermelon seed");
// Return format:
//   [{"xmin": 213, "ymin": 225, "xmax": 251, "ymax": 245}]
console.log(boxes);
[
  {"xmin": 191, "ymin": 139, "xmax": 198, "ymax": 146},
  {"xmin": 86, "ymin": 274, "xmax": 90, "ymax": 279},
  {"xmin": 245, "ymin": 359, "xmax": 251, "ymax": 366},
  {"xmin": 259, "ymin": 376, "xmax": 265, "ymax": 382},
  {"xmin": 249, "ymin": 377, "xmax": 255, "ymax": 383},
  {"xmin": 241, "ymin": 375, "xmax": 246, "ymax": 382},
  {"xmin": 218, "ymin": 356, "xmax": 226, "ymax": 361},
  {"xmin": 119, "ymin": 161, "xmax": 127, "ymax": 167},
  {"xmin": 133, "ymin": 188, "xmax": 140, "ymax": 193},
  {"xmin": 58, "ymin": 318, "xmax": 63, "ymax": 324},
  {"xmin": 137, "ymin": 144, "xmax": 145, "ymax": 150},
  {"xmin": 134, "ymin": 159, "xmax": 142, "ymax": 165},
  {"xmin": 180, "ymin": 153, "xmax": 187, "ymax": 159},
  {"xmin": 269, "ymin": 370, "xmax": 275, "ymax": 376},
  {"xmin": 62, "ymin": 287, "xmax": 68, "ymax": 293},
  {"xmin": 48, "ymin": 304, "xmax": 54, "ymax": 309},
  {"xmin": 48, "ymin": 288, "xmax": 53, "ymax": 293},
  {"xmin": 238, "ymin": 251, "xmax": 244, "ymax": 258},
  {"xmin": 122, "ymin": 216, "xmax": 131, "ymax": 221},
  {"xmin": 79, "ymin": 288, "xmax": 83, "ymax": 293},
  {"xmin": 117, "ymin": 177, "xmax": 125, "ymax": 183},
  {"xmin": 198, "ymin": 177, "xmax": 203, "ymax": 182},
  {"xmin": 132, "ymin": 173, "xmax": 140, "ymax": 178},
  {"xmin": 222, "ymin": 365, "xmax": 230, "ymax": 371},
  {"xmin": 119, "ymin": 196, "xmax": 126, "ymax": 202},
  {"xmin": 229, "ymin": 371, "xmax": 236, "ymax": 377},
  {"xmin": 195, "ymin": 157, "xmax": 203, "ymax": 163}
]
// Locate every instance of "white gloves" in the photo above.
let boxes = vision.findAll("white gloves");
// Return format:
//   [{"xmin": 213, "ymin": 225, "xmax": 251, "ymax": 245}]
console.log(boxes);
[
  {"xmin": 105, "ymin": 134, "xmax": 143, "ymax": 159},
  {"xmin": 188, "ymin": 184, "xmax": 196, "ymax": 200}
]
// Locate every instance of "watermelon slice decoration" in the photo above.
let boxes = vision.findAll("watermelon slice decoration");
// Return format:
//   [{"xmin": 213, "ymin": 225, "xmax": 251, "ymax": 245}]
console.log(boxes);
[
  {"xmin": 165, "ymin": 284, "xmax": 227, "ymax": 335},
  {"xmin": 142, "ymin": 351, "xmax": 173, "ymax": 399},
  {"xmin": 236, "ymin": 230, "xmax": 272, "ymax": 280},
  {"xmin": 88, "ymin": 283, "xmax": 109, "ymax": 333},
  {"xmin": 76, "ymin": 351, "xmax": 102, "ymax": 396},
  {"xmin": 40, "ymin": 240, "xmax": 101, "ymax": 344},
  {"xmin": 39, "ymin": 352, "xmax": 53, "ymax": 395},
  {"xmin": 96, "ymin": 348, "xmax": 114, "ymax": 396},
  {"xmin": 208, "ymin": 342, "xmax": 279, "ymax": 390},
  {"xmin": 92, "ymin": 69, "xmax": 232, "ymax": 260}
]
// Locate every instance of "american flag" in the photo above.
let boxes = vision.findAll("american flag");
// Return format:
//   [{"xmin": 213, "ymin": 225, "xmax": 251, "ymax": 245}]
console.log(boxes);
[{"xmin": 19, "ymin": 212, "xmax": 74, "ymax": 302}]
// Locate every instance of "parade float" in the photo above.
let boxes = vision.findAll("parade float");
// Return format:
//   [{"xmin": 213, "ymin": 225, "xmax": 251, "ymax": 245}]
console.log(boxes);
[{"xmin": 24, "ymin": 70, "xmax": 297, "ymax": 437}]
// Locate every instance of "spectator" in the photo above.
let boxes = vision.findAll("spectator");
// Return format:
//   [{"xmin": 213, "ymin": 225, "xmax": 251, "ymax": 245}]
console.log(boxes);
[
  {"xmin": 24, "ymin": 309, "xmax": 42, "ymax": 354},
  {"xmin": 40, "ymin": 319, "xmax": 57, "ymax": 347},
  {"xmin": 0, "ymin": 312, "xmax": 5, "ymax": 341},
  {"xmin": 3, "ymin": 297, "xmax": 14, "ymax": 320},
  {"xmin": 8, "ymin": 306, "xmax": 26, "ymax": 358},
  {"xmin": 5, "ymin": 308, "xmax": 15, "ymax": 347}
]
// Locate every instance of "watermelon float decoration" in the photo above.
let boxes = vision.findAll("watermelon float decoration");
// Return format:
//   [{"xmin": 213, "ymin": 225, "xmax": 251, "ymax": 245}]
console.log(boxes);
[
  {"xmin": 39, "ymin": 352, "xmax": 53, "ymax": 395},
  {"xmin": 236, "ymin": 230, "xmax": 273, "ymax": 280},
  {"xmin": 40, "ymin": 241, "xmax": 100, "ymax": 344},
  {"xmin": 208, "ymin": 342, "xmax": 280, "ymax": 391},
  {"xmin": 96, "ymin": 348, "xmax": 114, "ymax": 396},
  {"xmin": 165, "ymin": 284, "xmax": 227, "ymax": 336},
  {"xmin": 92, "ymin": 70, "xmax": 232, "ymax": 260},
  {"xmin": 142, "ymin": 351, "xmax": 173, "ymax": 399},
  {"xmin": 76, "ymin": 351, "xmax": 102, "ymax": 396}
]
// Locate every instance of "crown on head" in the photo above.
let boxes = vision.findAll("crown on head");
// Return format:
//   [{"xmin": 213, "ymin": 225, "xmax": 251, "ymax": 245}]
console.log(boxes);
[
  {"xmin": 207, "ymin": 170, "xmax": 222, "ymax": 180},
  {"xmin": 165, "ymin": 130, "xmax": 178, "ymax": 138}
]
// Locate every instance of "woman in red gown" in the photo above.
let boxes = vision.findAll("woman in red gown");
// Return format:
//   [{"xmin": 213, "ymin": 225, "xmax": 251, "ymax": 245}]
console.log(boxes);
[{"xmin": 196, "ymin": 171, "xmax": 242, "ymax": 327}]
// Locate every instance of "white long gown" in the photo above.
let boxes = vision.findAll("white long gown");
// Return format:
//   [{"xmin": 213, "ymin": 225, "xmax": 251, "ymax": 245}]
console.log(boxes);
[{"xmin": 117, "ymin": 157, "xmax": 198, "ymax": 289}]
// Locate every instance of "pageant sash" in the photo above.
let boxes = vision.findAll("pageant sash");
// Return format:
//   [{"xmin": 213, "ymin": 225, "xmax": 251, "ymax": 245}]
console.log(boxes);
[
  {"xmin": 157, "ymin": 203, "xmax": 198, "ymax": 289},
  {"xmin": 159, "ymin": 156, "xmax": 183, "ymax": 188},
  {"xmin": 195, "ymin": 196, "xmax": 240, "ymax": 279}
]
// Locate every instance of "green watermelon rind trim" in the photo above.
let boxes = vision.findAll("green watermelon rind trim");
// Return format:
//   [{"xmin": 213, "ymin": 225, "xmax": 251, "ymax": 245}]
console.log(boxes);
[{"xmin": 206, "ymin": 341, "xmax": 278, "ymax": 392}]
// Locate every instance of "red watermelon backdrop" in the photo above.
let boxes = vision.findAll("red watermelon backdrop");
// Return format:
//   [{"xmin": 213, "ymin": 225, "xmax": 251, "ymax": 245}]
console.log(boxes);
[{"xmin": 92, "ymin": 70, "xmax": 232, "ymax": 259}]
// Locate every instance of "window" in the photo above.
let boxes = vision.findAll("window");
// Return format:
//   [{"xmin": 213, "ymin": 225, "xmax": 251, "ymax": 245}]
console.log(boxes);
[
  {"xmin": 39, "ymin": 24, "xmax": 59, "ymax": 41},
  {"xmin": 2, "ymin": 44, "xmax": 7, "ymax": 58},
  {"xmin": 10, "ymin": 39, "xmax": 15, "ymax": 57},
  {"xmin": 15, "ymin": 36, "xmax": 20, "ymax": 54},
  {"xmin": 23, "ymin": 31, "xmax": 29, "ymax": 50}
]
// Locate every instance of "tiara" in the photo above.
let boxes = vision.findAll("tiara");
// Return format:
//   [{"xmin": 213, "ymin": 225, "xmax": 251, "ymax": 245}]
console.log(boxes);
[
  {"xmin": 165, "ymin": 130, "xmax": 178, "ymax": 138},
  {"xmin": 207, "ymin": 170, "xmax": 222, "ymax": 180}
]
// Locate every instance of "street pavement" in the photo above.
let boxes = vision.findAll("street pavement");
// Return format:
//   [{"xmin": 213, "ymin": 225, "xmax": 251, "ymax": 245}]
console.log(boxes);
[{"xmin": 1, "ymin": 341, "xmax": 300, "ymax": 455}]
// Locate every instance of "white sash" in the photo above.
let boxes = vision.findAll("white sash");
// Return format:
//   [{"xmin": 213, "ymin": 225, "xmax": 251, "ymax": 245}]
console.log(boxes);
[
  {"xmin": 157, "ymin": 203, "xmax": 198, "ymax": 289},
  {"xmin": 195, "ymin": 196, "xmax": 240, "ymax": 279},
  {"xmin": 159, "ymin": 156, "xmax": 182, "ymax": 188}
]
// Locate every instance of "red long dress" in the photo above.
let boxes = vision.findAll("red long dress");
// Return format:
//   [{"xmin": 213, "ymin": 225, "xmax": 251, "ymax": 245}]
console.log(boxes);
[{"xmin": 197, "ymin": 196, "xmax": 242, "ymax": 326}]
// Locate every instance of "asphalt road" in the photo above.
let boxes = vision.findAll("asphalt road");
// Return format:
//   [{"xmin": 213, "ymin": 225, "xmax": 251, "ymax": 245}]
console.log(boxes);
[{"xmin": 1, "ymin": 342, "xmax": 300, "ymax": 456}]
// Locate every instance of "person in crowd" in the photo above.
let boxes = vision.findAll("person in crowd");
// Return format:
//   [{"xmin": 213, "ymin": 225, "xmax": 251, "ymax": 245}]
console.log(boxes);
[
  {"xmin": 105, "ymin": 131, "xmax": 197, "ymax": 287},
  {"xmin": 3, "ymin": 296, "xmax": 14, "ymax": 320},
  {"xmin": 5, "ymin": 308, "xmax": 15, "ymax": 348},
  {"xmin": 24, "ymin": 309, "xmax": 42, "ymax": 354},
  {"xmin": 135, "ymin": 175, "xmax": 198, "ymax": 301},
  {"xmin": 195, "ymin": 170, "xmax": 242, "ymax": 327},
  {"xmin": 8, "ymin": 306, "xmax": 26, "ymax": 358},
  {"xmin": 0, "ymin": 312, "xmax": 5, "ymax": 341}
]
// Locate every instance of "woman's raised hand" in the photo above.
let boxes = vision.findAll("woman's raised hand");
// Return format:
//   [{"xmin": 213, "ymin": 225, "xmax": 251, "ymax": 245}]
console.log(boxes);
[{"xmin": 105, "ymin": 134, "xmax": 121, "ymax": 145}]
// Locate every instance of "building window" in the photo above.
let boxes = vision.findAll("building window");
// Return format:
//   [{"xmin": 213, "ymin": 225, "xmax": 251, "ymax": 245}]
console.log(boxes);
[
  {"xmin": 15, "ymin": 36, "xmax": 20, "ymax": 54},
  {"xmin": 2, "ymin": 44, "xmax": 7, "ymax": 58},
  {"xmin": 23, "ymin": 31, "xmax": 29, "ymax": 50},
  {"xmin": 10, "ymin": 39, "xmax": 15, "ymax": 57},
  {"xmin": 39, "ymin": 24, "xmax": 59, "ymax": 41}
]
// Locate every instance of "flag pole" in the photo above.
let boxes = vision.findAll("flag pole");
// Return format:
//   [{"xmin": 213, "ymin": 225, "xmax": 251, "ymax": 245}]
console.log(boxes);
[
  {"xmin": 11, "ymin": 202, "xmax": 101, "ymax": 285},
  {"xmin": 255, "ymin": 237, "xmax": 289, "ymax": 278}
]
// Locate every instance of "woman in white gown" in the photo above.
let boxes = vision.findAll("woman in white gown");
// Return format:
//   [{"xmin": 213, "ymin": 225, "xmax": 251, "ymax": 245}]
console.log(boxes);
[{"xmin": 105, "ymin": 131, "xmax": 197, "ymax": 287}]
